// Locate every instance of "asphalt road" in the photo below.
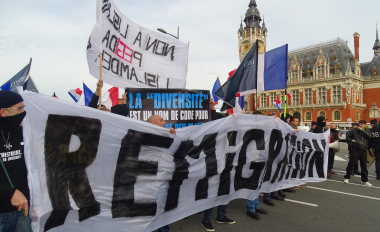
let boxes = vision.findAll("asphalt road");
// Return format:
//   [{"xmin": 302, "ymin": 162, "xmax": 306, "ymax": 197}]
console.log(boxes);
[{"xmin": 169, "ymin": 143, "xmax": 380, "ymax": 232}]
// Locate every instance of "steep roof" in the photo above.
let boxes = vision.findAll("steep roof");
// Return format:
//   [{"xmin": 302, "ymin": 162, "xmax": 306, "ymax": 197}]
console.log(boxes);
[
  {"xmin": 288, "ymin": 38, "xmax": 355, "ymax": 77},
  {"xmin": 361, "ymin": 55, "xmax": 380, "ymax": 76}
]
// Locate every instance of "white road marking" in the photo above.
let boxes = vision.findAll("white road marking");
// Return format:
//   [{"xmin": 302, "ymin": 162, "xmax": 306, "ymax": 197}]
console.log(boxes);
[
  {"xmin": 284, "ymin": 199, "xmax": 318, "ymax": 207},
  {"xmin": 259, "ymin": 194, "xmax": 318, "ymax": 207},
  {"xmin": 326, "ymin": 179, "xmax": 380, "ymax": 189},
  {"xmin": 334, "ymin": 156, "xmax": 346, "ymax": 161},
  {"xmin": 308, "ymin": 186, "xmax": 380, "ymax": 201},
  {"xmin": 334, "ymin": 170, "xmax": 378, "ymax": 180}
]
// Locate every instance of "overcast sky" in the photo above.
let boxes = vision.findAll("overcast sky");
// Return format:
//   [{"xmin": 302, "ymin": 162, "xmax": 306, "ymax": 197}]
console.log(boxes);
[{"xmin": 1, "ymin": 0, "xmax": 379, "ymax": 102}]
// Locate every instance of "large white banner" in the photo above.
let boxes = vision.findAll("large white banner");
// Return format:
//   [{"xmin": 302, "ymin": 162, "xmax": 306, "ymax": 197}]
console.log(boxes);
[
  {"xmin": 21, "ymin": 92, "xmax": 328, "ymax": 232},
  {"xmin": 86, "ymin": 0, "xmax": 189, "ymax": 89}
]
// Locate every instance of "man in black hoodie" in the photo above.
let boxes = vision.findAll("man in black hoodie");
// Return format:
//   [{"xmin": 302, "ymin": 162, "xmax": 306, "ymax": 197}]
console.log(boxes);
[
  {"xmin": 0, "ymin": 91, "xmax": 31, "ymax": 232},
  {"xmin": 313, "ymin": 116, "xmax": 326, "ymax": 134}
]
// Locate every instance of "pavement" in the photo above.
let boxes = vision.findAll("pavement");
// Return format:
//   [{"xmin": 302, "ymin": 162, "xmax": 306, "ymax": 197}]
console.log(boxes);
[{"xmin": 169, "ymin": 142, "xmax": 380, "ymax": 232}]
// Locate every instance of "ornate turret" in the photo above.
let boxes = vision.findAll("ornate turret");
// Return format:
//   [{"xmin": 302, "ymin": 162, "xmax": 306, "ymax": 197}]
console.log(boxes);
[
  {"xmin": 244, "ymin": 0, "xmax": 262, "ymax": 29},
  {"xmin": 374, "ymin": 23, "xmax": 380, "ymax": 56},
  {"xmin": 238, "ymin": 16, "xmax": 244, "ymax": 35},
  {"xmin": 262, "ymin": 15, "xmax": 267, "ymax": 32}
]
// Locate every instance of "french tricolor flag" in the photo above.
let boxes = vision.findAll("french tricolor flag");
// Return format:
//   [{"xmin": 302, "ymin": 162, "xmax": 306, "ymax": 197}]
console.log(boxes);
[
  {"xmin": 101, "ymin": 87, "xmax": 119, "ymax": 109},
  {"xmin": 68, "ymin": 88, "xmax": 83, "ymax": 103},
  {"xmin": 274, "ymin": 99, "xmax": 281, "ymax": 112}
]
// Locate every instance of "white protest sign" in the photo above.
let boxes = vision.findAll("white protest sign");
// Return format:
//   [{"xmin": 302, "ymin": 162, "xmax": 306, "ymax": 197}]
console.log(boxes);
[
  {"xmin": 21, "ymin": 92, "xmax": 328, "ymax": 232},
  {"xmin": 86, "ymin": 0, "xmax": 189, "ymax": 89}
]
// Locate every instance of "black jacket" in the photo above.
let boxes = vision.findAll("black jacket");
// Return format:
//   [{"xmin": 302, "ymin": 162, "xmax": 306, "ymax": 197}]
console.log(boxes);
[
  {"xmin": 330, "ymin": 129, "xmax": 339, "ymax": 143},
  {"xmin": 346, "ymin": 127, "xmax": 373, "ymax": 151},
  {"xmin": 211, "ymin": 110, "xmax": 224, "ymax": 121},
  {"xmin": 371, "ymin": 126, "xmax": 380, "ymax": 144},
  {"xmin": 313, "ymin": 116, "xmax": 326, "ymax": 134},
  {"xmin": 0, "ymin": 127, "xmax": 30, "ymax": 213}
]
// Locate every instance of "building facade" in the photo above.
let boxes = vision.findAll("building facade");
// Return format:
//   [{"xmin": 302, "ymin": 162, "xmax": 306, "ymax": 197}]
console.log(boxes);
[{"xmin": 238, "ymin": 0, "xmax": 380, "ymax": 128}]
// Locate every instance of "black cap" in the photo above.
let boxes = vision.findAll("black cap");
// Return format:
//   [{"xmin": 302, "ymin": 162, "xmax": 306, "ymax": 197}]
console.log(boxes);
[
  {"xmin": 0, "ymin": 91, "xmax": 23, "ymax": 109},
  {"xmin": 311, "ymin": 121, "xmax": 317, "ymax": 126},
  {"xmin": 370, "ymin": 119, "xmax": 378, "ymax": 125},
  {"xmin": 352, "ymin": 122, "xmax": 359, "ymax": 127}
]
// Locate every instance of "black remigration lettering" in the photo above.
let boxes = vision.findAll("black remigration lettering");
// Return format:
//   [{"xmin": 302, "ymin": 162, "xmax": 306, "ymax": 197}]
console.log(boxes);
[
  {"xmin": 146, "ymin": 73, "xmax": 156, "ymax": 87},
  {"xmin": 261, "ymin": 129, "xmax": 283, "ymax": 184},
  {"xmin": 291, "ymin": 141, "xmax": 302, "ymax": 179},
  {"xmin": 130, "ymin": 67, "xmax": 138, "ymax": 81},
  {"xmin": 234, "ymin": 129, "xmax": 266, "ymax": 191},
  {"xmin": 165, "ymin": 133, "xmax": 218, "ymax": 211},
  {"xmin": 43, "ymin": 115, "xmax": 102, "ymax": 232},
  {"xmin": 271, "ymin": 133, "xmax": 291, "ymax": 183},
  {"xmin": 308, "ymin": 139, "xmax": 326, "ymax": 178},
  {"xmin": 299, "ymin": 139, "xmax": 313, "ymax": 179},
  {"xmin": 218, "ymin": 131, "xmax": 237, "ymax": 196},
  {"xmin": 285, "ymin": 134, "xmax": 298, "ymax": 180},
  {"xmin": 112, "ymin": 130, "xmax": 174, "ymax": 218}
]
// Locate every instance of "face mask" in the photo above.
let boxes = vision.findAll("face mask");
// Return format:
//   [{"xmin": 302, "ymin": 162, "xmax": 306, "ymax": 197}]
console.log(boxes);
[{"xmin": 0, "ymin": 111, "xmax": 26, "ymax": 132}]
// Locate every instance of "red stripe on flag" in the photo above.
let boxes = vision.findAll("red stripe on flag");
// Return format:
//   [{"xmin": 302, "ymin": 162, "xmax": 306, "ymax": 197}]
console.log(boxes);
[
  {"xmin": 108, "ymin": 87, "xmax": 119, "ymax": 107},
  {"xmin": 75, "ymin": 88, "xmax": 83, "ymax": 96}
]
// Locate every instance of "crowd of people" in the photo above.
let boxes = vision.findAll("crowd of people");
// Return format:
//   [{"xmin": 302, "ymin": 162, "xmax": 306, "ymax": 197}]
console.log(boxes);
[{"xmin": 1, "ymin": 85, "xmax": 379, "ymax": 232}]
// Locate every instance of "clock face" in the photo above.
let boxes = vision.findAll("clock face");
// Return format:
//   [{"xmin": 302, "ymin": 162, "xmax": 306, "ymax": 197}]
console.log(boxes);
[
  {"xmin": 244, "ymin": 44, "xmax": 250, "ymax": 52},
  {"xmin": 258, "ymin": 43, "xmax": 262, "ymax": 51}
]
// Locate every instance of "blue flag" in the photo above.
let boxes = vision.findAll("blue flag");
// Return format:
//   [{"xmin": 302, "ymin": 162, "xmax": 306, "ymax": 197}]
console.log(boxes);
[
  {"xmin": 83, "ymin": 83, "xmax": 94, "ymax": 106},
  {"xmin": 215, "ymin": 40, "xmax": 259, "ymax": 107},
  {"xmin": 0, "ymin": 81, "xmax": 11, "ymax": 91},
  {"xmin": 212, "ymin": 78, "xmax": 221, "ymax": 104},
  {"xmin": 1, "ymin": 58, "xmax": 39, "ymax": 93}
]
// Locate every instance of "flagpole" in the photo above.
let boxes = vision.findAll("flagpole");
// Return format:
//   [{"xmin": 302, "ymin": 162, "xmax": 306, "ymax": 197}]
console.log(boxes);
[
  {"xmin": 284, "ymin": 89, "xmax": 287, "ymax": 118},
  {"xmin": 217, "ymin": 76, "xmax": 221, "ymax": 86},
  {"xmin": 98, "ymin": 0, "xmax": 103, "ymax": 109}
]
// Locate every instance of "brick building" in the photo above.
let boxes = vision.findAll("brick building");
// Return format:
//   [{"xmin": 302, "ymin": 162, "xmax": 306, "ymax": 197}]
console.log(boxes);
[{"xmin": 238, "ymin": 0, "xmax": 380, "ymax": 128}]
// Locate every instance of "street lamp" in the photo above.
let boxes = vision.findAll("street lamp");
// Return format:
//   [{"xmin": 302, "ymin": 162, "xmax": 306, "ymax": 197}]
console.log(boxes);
[{"xmin": 157, "ymin": 27, "xmax": 179, "ymax": 39}]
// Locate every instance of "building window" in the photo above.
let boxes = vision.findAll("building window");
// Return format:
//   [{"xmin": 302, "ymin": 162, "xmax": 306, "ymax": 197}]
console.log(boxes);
[
  {"xmin": 356, "ymin": 111, "xmax": 360, "ymax": 121},
  {"xmin": 334, "ymin": 111, "xmax": 341, "ymax": 121},
  {"xmin": 293, "ymin": 71, "xmax": 298, "ymax": 80},
  {"xmin": 319, "ymin": 111, "xmax": 326, "ymax": 118},
  {"xmin": 261, "ymin": 94, "xmax": 267, "ymax": 108},
  {"xmin": 318, "ymin": 87, "xmax": 326, "ymax": 104},
  {"xmin": 305, "ymin": 89, "xmax": 313, "ymax": 105},
  {"xmin": 292, "ymin": 90, "xmax": 300, "ymax": 106},
  {"xmin": 332, "ymin": 86, "xmax": 342, "ymax": 103},
  {"xmin": 318, "ymin": 66, "xmax": 325, "ymax": 76},
  {"xmin": 270, "ymin": 93, "xmax": 276, "ymax": 104},
  {"xmin": 281, "ymin": 92, "xmax": 285, "ymax": 103},
  {"xmin": 305, "ymin": 112, "xmax": 312, "ymax": 121}
]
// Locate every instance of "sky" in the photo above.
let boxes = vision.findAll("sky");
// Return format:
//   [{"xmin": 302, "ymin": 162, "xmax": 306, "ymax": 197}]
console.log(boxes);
[{"xmin": 1, "ymin": 0, "xmax": 379, "ymax": 103}]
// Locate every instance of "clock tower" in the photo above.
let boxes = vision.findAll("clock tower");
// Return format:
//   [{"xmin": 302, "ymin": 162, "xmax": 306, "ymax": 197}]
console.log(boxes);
[{"xmin": 238, "ymin": 0, "xmax": 267, "ymax": 62}]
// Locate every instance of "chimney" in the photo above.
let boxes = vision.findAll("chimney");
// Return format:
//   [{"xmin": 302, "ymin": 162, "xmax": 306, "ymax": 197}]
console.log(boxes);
[{"xmin": 353, "ymin": 32, "xmax": 360, "ymax": 60}]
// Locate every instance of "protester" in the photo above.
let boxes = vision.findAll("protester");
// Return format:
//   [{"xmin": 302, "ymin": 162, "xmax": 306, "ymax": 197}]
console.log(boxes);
[
  {"xmin": 147, "ymin": 114, "xmax": 175, "ymax": 232},
  {"xmin": 0, "ymin": 91, "xmax": 31, "ymax": 232},
  {"xmin": 328, "ymin": 123, "xmax": 339, "ymax": 176},
  {"xmin": 309, "ymin": 122, "xmax": 317, "ymax": 132},
  {"xmin": 370, "ymin": 119, "xmax": 380, "ymax": 180},
  {"xmin": 344, "ymin": 120, "xmax": 373, "ymax": 186},
  {"xmin": 313, "ymin": 116, "xmax": 326, "ymax": 134},
  {"xmin": 89, "ymin": 80, "xmax": 129, "ymax": 116},
  {"xmin": 347, "ymin": 123, "xmax": 360, "ymax": 176},
  {"xmin": 201, "ymin": 99, "xmax": 235, "ymax": 231},
  {"xmin": 290, "ymin": 117, "xmax": 299, "ymax": 130}
]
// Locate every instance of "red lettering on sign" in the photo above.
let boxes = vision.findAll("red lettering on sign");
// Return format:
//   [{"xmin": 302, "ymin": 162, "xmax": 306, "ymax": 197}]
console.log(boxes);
[{"xmin": 115, "ymin": 38, "xmax": 133, "ymax": 63}]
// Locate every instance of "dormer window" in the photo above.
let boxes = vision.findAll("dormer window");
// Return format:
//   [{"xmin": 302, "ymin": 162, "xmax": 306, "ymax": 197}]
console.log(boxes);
[
  {"xmin": 306, "ymin": 68, "xmax": 311, "ymax": 78},
  {"xmin": 372, "ymin": 67, "xmax": 377, "ymax": 76},
  {"xmin": 334, "ymin": 63, "xmax": 341, "ymax": 74}
]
